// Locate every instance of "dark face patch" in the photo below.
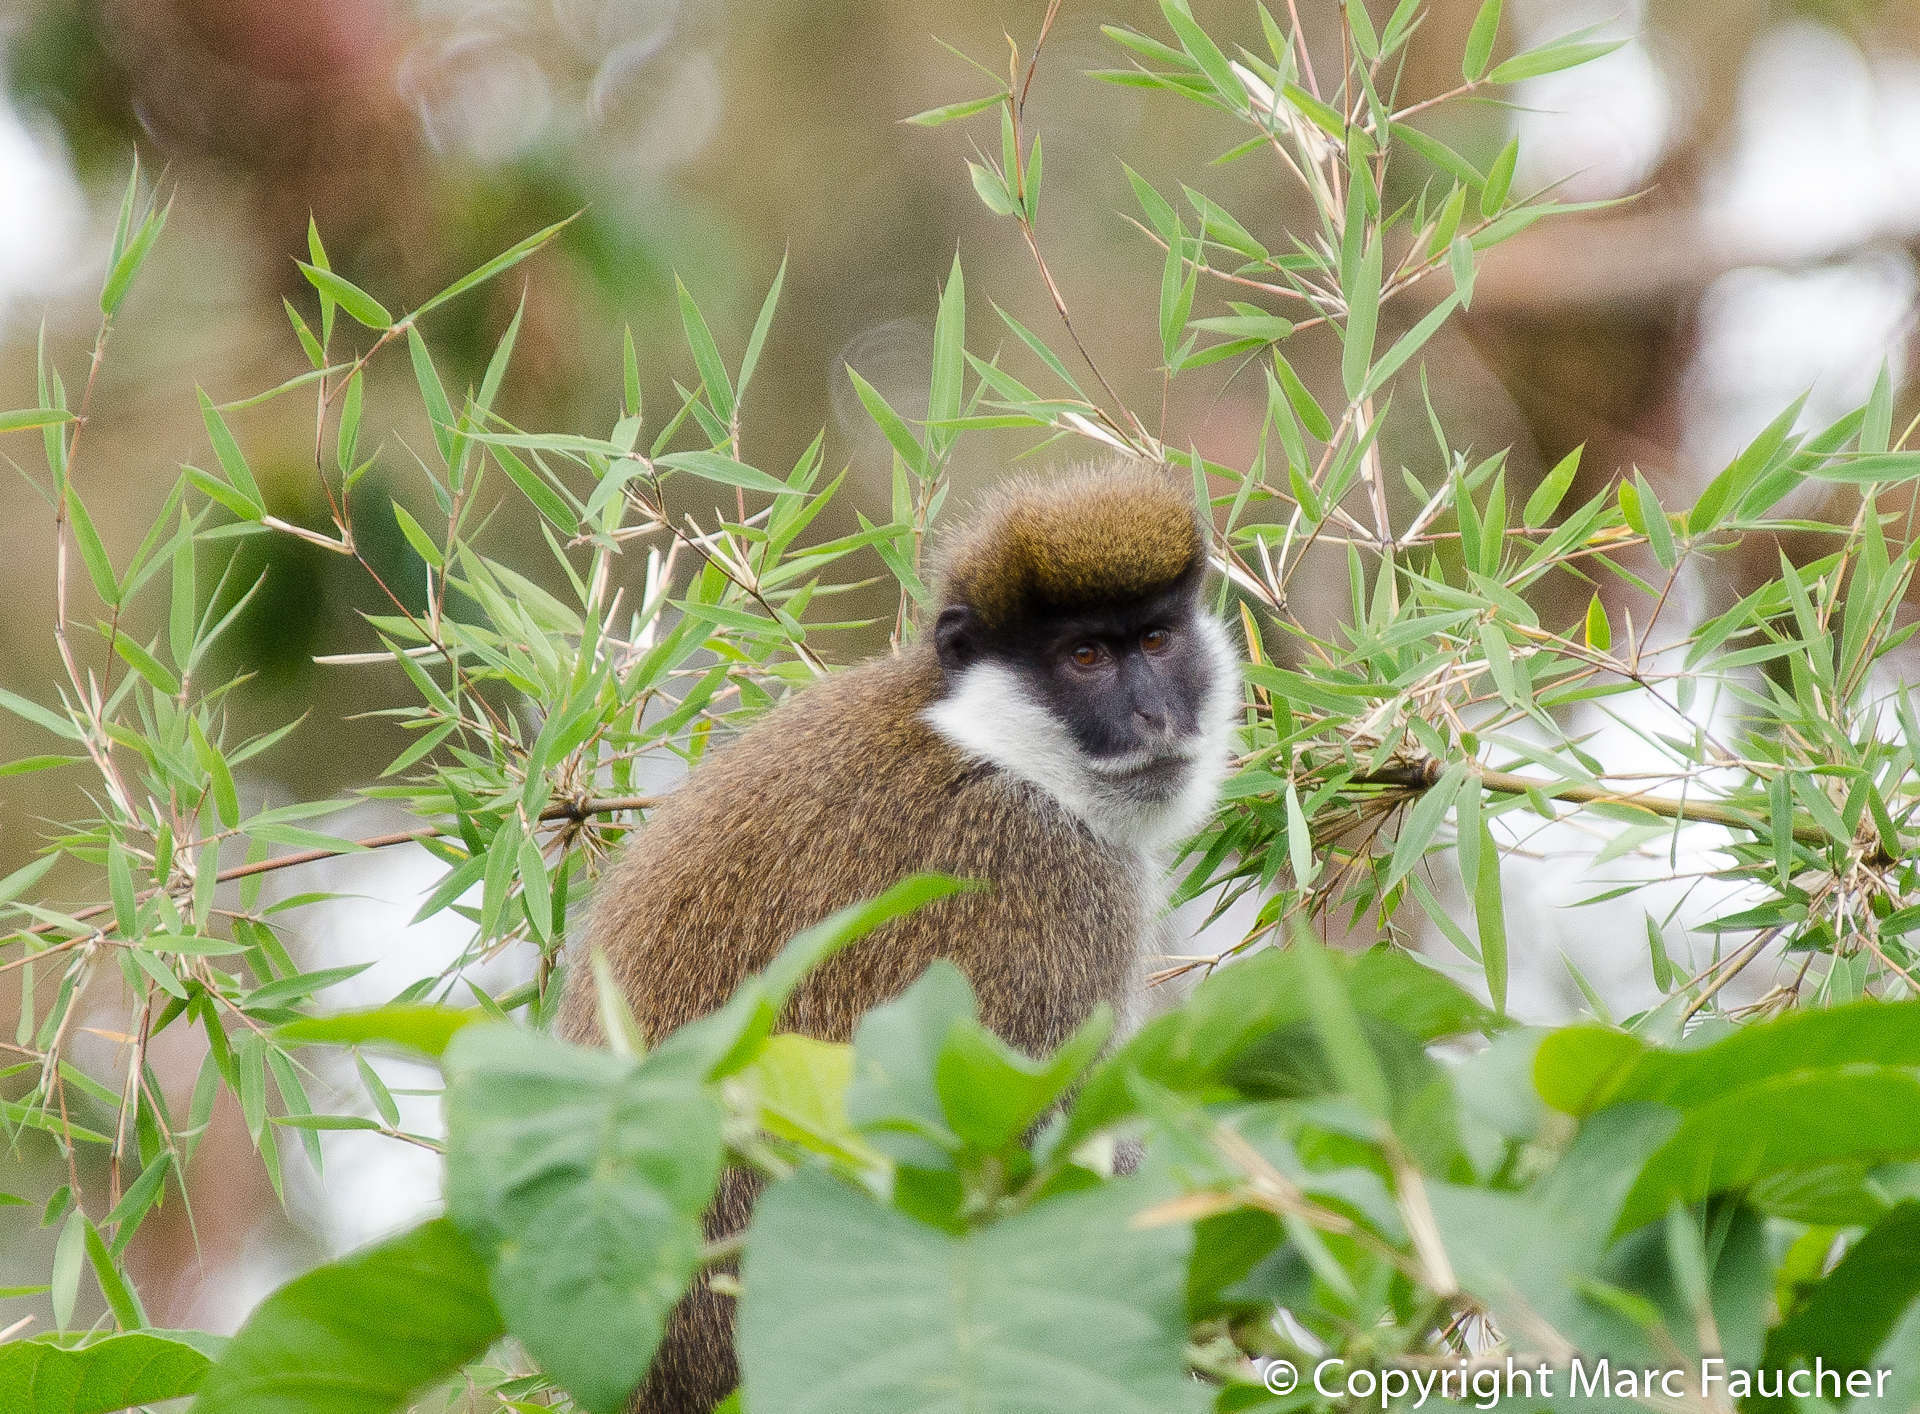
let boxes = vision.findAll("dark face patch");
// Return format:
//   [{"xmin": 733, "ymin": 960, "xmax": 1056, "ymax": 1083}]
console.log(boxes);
[{"xmin": 935, "ymin": 566, "xmax": 1215, "ymax": 768}]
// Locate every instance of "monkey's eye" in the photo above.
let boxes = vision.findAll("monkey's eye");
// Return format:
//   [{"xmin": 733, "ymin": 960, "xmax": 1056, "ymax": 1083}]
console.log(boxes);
[
  {"xmin": 1069, "ymin": 642, "xmax": 1105, "ymax": 669},
  {"xmin": 1141, "ymin": 627, "xmax": 1172, "ymax": 654}
]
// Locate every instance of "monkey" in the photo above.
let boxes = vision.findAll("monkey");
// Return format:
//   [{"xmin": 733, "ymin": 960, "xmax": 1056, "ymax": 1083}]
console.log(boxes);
[{"xmin": 555, "ymin": 456, "xmax": 1241, "ymax": 1414}]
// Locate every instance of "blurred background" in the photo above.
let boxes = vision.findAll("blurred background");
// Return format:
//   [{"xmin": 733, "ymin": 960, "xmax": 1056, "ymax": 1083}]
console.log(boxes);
[{"xmin": 4, "ymin": 0, "xmax": 1920, "ymax": 1351}]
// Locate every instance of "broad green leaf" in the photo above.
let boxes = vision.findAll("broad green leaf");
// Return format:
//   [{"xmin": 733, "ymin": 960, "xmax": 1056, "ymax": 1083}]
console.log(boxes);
[
  {"xmin": 110, "ymin": 632, "xmax": 176, "ymax": 696},
  {"xmin": 738, "ymin": 1168, "xmax": 1207, "ymax": 1414},
  {"xmin": 1449, "ymin": 232, "xmax": 1477, "ymax": 308},
  {"xmin": 844, "ymin": 368, "xmax": 926, "ymax": 476},
  {"xmin": 927, "ymin": 253, "xmax": 966, "ymax": 460},
  {"xmin": 663, "ymin": 874, "xmax": 973, "ymax": 1082},
  {"xmin": 1762, "ymin": 1203, "xmax": 1920, "ymax": 1396},
  {"xmin": 81, "ymin": 1215, "xmax": 145, "ymax": 1330},
  {"xmin": 0, "ymin": 1330, "xmax": 217, "ymax": 1414},
  {"xmin": 1472, "ymin": 819, "xmax": 1507, "ymax": 1014},
  {"xmin": 183, "ymin": 465, "xmax": 263, "ymax": 522},
  {"xmin": 738, "ymin": 251, "xmax": 789, "ymax": 398},
  {"xmin": 139, "ymin": 933, "xmax": 247, "ymax": 957},
  {"xmin": 1123, "ymin": 163, "xmax": 1178, "ymax": 242},
  {"xmin": 517, "ymin": 834, "xmax": 552, "ymax": 944},
  {"xmin": 64, "ymin": 491, "xmax": 118, "ymax": 605},
  {"xmin": 934, "ymin": 1004, "xmax": 1113, "ymax": 1151},
  {"xmin": 443, "ymin": 1027, "xmax": 723, "ymax": 1413},
  {"xmin": 1480, "ymin": 138, "xmax": 1517, "ymax": 218},
  {"xmin": 276, "ymin": 1004, "xmax": 479, "ymax": 1059},
  {"xmin": 1535, "ymin": 1001, "xmax": 1920, "ymax": 1115},
  {"xmin": 1359, "ymin": 291, "xmax": 1460, "ymax": 400},
  {"xmin": 190, "ymin": 1218, "xmax": 500, "ymax": 1414},
  {"xmin": 1636, "ymin": 470, "xmax": 1675, "ymax": 566},
  {"xmin": 1396, "ymin": 128, "xmax": 1484, "ymax": 195},
  {"xmin": 1158, "ymin": 228, "xmax": 1196, "ymax": 364},
  {"xmin": 742, "ymin": 1033, "xmax": 864, "ymax": 1156},
  {"xmin": 1284, "ymin": 778, "xmax": 1314, "ymax": 887},
  {"xmin": 1346, "ymin": 0, "xmax": 1379, "ymax": 58},
  {"xmin": 106, "ymin": 838, "xmax": 136, "ymax": 936},
  {"xmin": 243, "ymin": 960, "xmax": 370, "ymax": 1014},
  {"xmin": 168, "ymin": 508, "xmax": 195, "ymax": 668},
  {"xmin": 0, "ymin": 853, "xmax": 59, "ymax": 904},
  {"xmin": 845, "ymin": 962, "xmax": 975, "ymax": 1165},
  {"xmin": 1191, "ymin": 313, "xmax": 1293, "ymax": 342},
  {"xmin": 490, "ymin": 444, "xmax": 576, "ymax": 530},
  {"xmin": 1273, "ymin": 353, "xmax": 1332, "ymax": 440},
  {"xmin": 405, "ymin": 326, "xmax": 455, "ymax": 466},
  {"xmin": 51, "ymin": 1211, "xmax": 84, "ymax": 1329},
  {"xmin": 390, "ymin": 503, "xmax": 443, "ymax": 569},
  {"xmin": 1616, "ymin": 1068, "xmax": 1920, "ymax": 1234},
  {"xmin": 1694, "ymin": 393, "xmax": 1806, "ymax": 528},
  {"xmin": 1385, "ymin": 760, "xmax": 1468, "ymax": 892},
  {"xmin": 623, "ymin": 325, "xmax": 642, "ymax": 418},
  {"xmin": 1863, "ymin": 361, "xmax": 1895, "ymax": 454},
  {"xmin": 282, "ymin": 297, "xmax": 323, "ymax": 367},
  {"xmin": 1062, "ymin": 944, "xmax": 1492, "ymax": 1151}
]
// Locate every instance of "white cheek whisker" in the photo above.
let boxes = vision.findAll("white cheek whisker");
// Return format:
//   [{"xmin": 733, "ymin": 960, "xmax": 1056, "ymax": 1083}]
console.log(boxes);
[{"xmin": 1085, "ymin": 745, "xmax": 1199, "ymax": 777}]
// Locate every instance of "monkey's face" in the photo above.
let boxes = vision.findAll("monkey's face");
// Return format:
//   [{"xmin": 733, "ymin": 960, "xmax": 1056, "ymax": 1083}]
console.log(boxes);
[
  {"xmin": 927, "ymin": 579, "xmax": 1240, "ymax": 854},
  {"xmin": 1003, "ymin": 585, "xmax": 1212, "ymax": 781}
]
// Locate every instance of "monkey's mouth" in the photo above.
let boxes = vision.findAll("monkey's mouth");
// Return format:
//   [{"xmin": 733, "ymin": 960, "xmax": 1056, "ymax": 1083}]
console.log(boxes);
[{"xmin": 1090, "ymin": 752, "xmax": 1193, "ymax": 796}]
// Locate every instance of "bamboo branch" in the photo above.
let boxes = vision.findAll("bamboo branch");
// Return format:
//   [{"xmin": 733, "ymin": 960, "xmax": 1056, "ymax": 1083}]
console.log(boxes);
[
  {"xmin": 1353, "ymin": 760, "xmax": 1886, "ymax": 860},
  {"xmin": 14, "ymin": 793, "xmax": 661, "ymax": 940}
]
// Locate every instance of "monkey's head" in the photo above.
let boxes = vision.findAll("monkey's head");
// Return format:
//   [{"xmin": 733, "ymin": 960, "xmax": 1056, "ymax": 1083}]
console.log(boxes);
[{"xmin": 925, "ymin": 461, "xmax": 1240, "ymax": 853}]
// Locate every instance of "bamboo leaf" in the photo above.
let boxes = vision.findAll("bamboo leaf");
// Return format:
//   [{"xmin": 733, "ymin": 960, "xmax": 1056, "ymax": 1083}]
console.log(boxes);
[
  {"xmin": 902, "ymin": 93, "xmax": 1006, "ymax": 127},
  {"xmin": 1463, "ymin": 0, "xmax": 1503, "ymax": 81},
  {"xmin": 295, "ymin": 262, "xmax": 393, "ymax": 330},
  {"xmin": 414, "ymin": 214, "xmax": 577, "ymax": 319}
]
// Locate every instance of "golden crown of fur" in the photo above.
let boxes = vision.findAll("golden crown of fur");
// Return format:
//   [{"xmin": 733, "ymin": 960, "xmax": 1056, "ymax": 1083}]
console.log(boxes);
[{"xmin": 937, "ymin": 460, "xmax": 1204, "ymax": 628}]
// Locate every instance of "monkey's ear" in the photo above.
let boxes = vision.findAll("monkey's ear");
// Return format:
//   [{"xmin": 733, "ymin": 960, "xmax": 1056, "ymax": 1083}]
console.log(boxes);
[{"xmin": 934, "ymin": 603, "xmax": 981, "ymax": 672}]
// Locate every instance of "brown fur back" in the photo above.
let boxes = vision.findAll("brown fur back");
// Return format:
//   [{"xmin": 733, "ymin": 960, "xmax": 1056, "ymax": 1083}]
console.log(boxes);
[{"xmin": 556, "ymin": 644, "xmax": 1148, "ymax": 1412}]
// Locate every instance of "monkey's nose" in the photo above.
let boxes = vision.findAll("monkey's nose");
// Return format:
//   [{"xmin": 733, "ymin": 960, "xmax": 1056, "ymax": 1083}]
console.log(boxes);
[{"xmin": 1133, "ymin": 706, "xmax": 1171, "ymax": 735}]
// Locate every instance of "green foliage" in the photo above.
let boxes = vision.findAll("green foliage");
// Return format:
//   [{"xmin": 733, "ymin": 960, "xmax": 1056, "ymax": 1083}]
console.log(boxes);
[
  {"xmin": 191, "ymin": 1219, "xmax": 501, "ymax": 1414},
  {"xmin": 443, "ymin": 1029, "xmax": 720, "ymax": 1413},
  {"xmin": 0, "ymin": 1330, "xmax": 217, "ymax": 1414},
  {"xmin": 739, "ymin": 1169, "xmax": 1205, "ymax": 1414},
  {"xmin": 7, "ymin": 2, "xmax": 1920, "ymax": 1411}
]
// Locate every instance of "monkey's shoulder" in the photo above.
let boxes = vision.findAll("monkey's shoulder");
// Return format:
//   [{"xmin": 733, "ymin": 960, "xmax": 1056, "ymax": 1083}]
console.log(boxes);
[
  {"xmin": 609, "ymin": 648, "xmax": 1130, "ymax": 896},
  {"xmin": 641, "ymin": 650, "xmax": 1046, "ymax": 836},
  {"xmin": 573, "ymin": 649, "xmax": 1144, "ymax": 1043},
  {"xmin": 703, "ymin": 650, "xmax": 951, "ymax": 792}
]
